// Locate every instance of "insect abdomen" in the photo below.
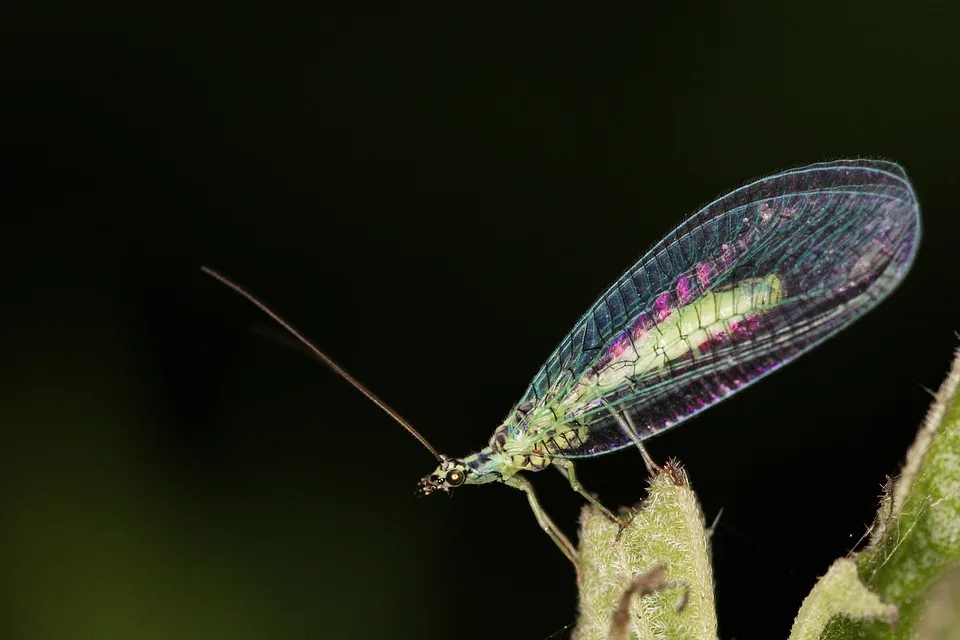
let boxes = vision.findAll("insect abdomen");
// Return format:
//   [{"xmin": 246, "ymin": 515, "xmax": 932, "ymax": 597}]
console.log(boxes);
[
  {"xmin": 568, "ymin": 274, "xmax": 786, "ymax": 401},
  {"xmin": 671, "ymin": 274, "xmax": 784, "ymax": 356}
]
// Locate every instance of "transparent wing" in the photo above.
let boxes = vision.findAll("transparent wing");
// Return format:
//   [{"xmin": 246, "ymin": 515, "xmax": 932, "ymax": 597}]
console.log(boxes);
[{"xmin": 510, "ymin": 159, "xmax": 920, "ymax": 458}]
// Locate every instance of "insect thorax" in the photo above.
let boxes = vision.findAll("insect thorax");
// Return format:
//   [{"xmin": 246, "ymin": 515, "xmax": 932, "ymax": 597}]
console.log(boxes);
[{"xmin": 463, "ymin": 414, "xmax": 589, "ymax": 480}]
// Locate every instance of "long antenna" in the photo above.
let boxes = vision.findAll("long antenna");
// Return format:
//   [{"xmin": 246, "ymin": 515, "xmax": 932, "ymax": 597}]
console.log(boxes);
[{"xmin": 201, "ymin": 266, "xmax": 442, "ymax": 461}]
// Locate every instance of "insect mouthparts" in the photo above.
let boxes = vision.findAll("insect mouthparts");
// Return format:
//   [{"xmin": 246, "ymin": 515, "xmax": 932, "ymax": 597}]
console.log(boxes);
[{"xmin": 415, "ymin": 474, "xmax": 440, "ymax": 497}]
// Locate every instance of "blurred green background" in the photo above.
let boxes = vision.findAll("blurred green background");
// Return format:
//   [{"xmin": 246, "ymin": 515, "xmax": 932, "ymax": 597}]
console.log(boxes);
[{"xmin": 1, "ymin": 3, "xmax": 958, "ymax": 639}]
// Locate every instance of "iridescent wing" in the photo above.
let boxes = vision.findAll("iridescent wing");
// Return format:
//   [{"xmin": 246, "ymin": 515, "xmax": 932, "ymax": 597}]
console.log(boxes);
[{"xmin": 510, "ymin": 159, "xmax": 920, "ymax": 458}]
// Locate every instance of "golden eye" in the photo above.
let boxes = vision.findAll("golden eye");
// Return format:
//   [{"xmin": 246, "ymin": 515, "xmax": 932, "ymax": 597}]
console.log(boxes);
[{"xmin": 445, "ymin": 470, "xmax": 465, "ymax": 486}]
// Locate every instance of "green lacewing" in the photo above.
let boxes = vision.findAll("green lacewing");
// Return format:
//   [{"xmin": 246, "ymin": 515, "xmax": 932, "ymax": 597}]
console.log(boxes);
[{"xmin": 204, "ymin": 159, "xmax": 921, "ymax": 568}]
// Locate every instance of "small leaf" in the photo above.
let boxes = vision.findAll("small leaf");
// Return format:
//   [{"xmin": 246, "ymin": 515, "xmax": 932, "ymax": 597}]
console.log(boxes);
[{"xmin": 788, "ymin": 558, "xmax": 897, "ymax": 640}]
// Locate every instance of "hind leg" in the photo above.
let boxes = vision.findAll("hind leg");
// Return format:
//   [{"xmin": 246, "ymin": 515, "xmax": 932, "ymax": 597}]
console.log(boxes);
[{"xmin": 554, "ymin": 459, "xmax": 631, "ymax": 531}]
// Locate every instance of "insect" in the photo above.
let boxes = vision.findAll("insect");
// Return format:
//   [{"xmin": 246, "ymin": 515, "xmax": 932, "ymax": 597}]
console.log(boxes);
[{"xmin": 203, "ymin": 159, "xmax": 921, "ymax": 572}]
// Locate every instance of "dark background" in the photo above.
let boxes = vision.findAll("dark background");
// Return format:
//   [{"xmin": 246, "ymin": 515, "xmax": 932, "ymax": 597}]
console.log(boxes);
[{"xmin": 1, "ymin": 3, "xmax": 958, "ymax": 639}]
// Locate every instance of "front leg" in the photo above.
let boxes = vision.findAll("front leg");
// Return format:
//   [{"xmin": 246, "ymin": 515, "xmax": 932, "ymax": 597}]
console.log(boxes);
[{"xmin": 504, "ymin": 474, "xmax": 579, "ymax": 575}]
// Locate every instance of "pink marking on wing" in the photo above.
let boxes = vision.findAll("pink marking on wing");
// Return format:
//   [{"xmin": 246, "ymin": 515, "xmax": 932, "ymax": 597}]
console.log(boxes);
[
  {"xmin": 728, "ymin": 315, "xmax": 765, "ymax": 342},
  {"xmin": 730, "ymin": 321, "xmax": 748, "ymax": 339},
  {"xmin": 699, "ymin": 329, "xmax": 727, "ymax": 355},
  {"xmin": 596, "ymin": 332, "xmax": 631, "ymax": 370},
  {"xmin": 654, "ymin": 292, "xmax": 675, "ymax": 323},
  {"xmin": 608, "ymin": 333, "xmax": 630, "ymax": 358},
  {"xmin": 629, "ymin": 312, "xmax": 652, "ymax": 341},
  {"xmin": 676, "ymin": 276, "xmax": 692, "ymax": 303},
  {"xmin": 675, "ymin": 275, "xmax": 700, "ymax": 305}
]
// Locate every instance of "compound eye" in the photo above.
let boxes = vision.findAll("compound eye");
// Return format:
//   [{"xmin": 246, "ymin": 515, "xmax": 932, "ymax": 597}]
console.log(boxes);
[{"xmin": 445, "ymin": 469, "xmax": 465, "ymax": 486}]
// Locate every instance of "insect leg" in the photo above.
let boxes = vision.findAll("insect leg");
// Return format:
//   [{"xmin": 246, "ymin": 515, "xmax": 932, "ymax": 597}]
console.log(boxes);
[
  {"xmin": 621, "ymin": 410, "xmax": 661, "ymax": 475},
  {"xmin": 505, "ymin": 475, "xmax": 579, "ymax": 572},
  {"xmin": 600, "ymin": 398, "xmax": 660, "ymax": 475},
  {"xmin": 554, "ymin": 459, "xmax": 630, "ymax": 529}
]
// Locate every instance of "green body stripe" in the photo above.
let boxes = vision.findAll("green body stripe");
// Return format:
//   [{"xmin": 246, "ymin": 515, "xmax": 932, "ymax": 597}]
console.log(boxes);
[{"xmin": 537, "ymin": 275, "xmax": 786, "ymax": 439}]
